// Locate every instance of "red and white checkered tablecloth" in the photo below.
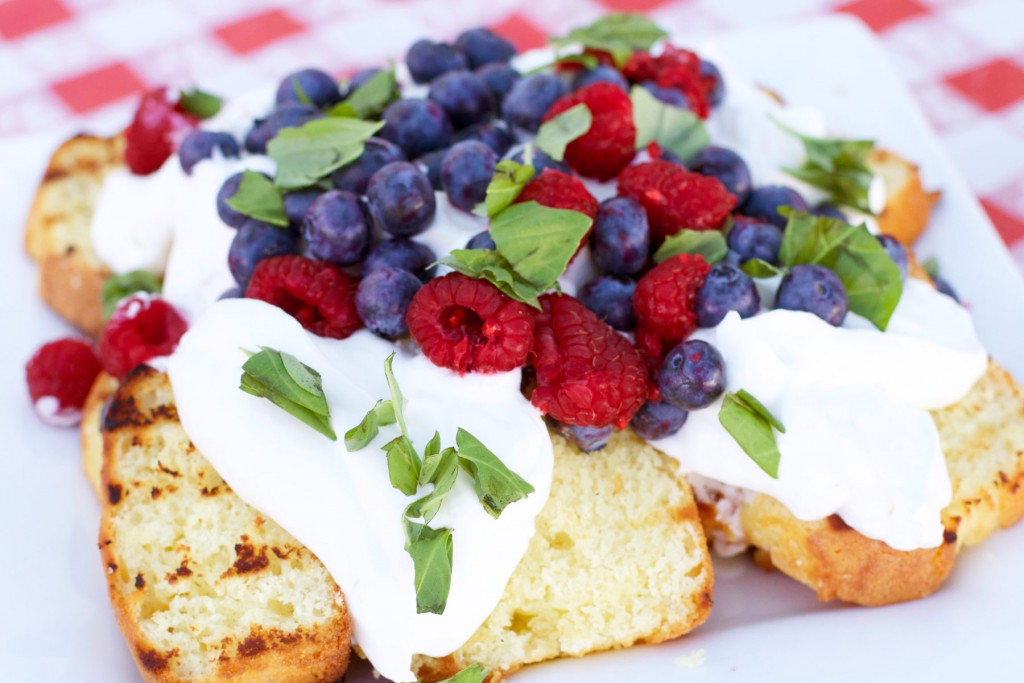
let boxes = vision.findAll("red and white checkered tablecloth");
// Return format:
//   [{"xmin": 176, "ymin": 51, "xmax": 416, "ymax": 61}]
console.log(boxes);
[{"xmin": 3, "ymin": 0, "xmax": 1024, "ymax": 268}]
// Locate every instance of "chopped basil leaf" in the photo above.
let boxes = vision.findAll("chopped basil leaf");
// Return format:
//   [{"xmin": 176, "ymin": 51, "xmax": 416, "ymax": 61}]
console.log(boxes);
[
  {"xmin": 735, "ymin": 389, "xmax": 785, "ymax": 433},
  {"xmin": 631, "ymin": 86, "xmax": 709, "ymax": 162},
  {"xmin": 654, "ymin": 229, "xmax": 727, "ymax": 264},
  {"xmin": 740, "ymin": 258, "xmax": 784, "ymax": 279},
  {"xmin": 268, "ymin": 117, "xmax": 384, "ymax": 189},
  {"xmin": 777, "ymin": 122, "xmax": 875, "ymax": 213},
  {"xmin": 778, "ymin": 210, "xmax": 902, "ymax": 330},
  {"xmin": 474, "ymin": 159, "xmax": 535, "ymax": 218},
  {"xmin": 718, "ymin": 391, "xmax": 782, "ymax": 479},
  {"xmin": 404, "ymin": 519, "xmax": 454, "ymax": 615},
  {"xmin": 436, "ymin": 249, "xmax": 547, "ymax": 309},
  {"xmin": 456, "ymin": 428, "xmax": 535, "ymax": 518},
  {"xmin": 329, "ymin": 67, "xmax": 398, "ymax": 120},
  {"xmin": 239, "ymin": 347, "xmax": 336, "ymax": 440},
  {"xmin": 343, "ymin": 399, "xmax": 395, "ymax": 451},
  {"xmin": 383, "ymin": 352, "xmax": 409, "ymax": 437},
  {"xmin": 430, "ymin": 663, "xmax": 490, "ymax": 683},
  {"xmin": 225, "ymin": 170, "xmax": 289, "ymax": 227},
  {"xmin": 100, "ymin": 270, "xmax": 161, "ymax": 320},
  {"xmin": 178, "ymin": 88, "xmax": 222, "ymax": 119},
  {"xmin": 489, "ymin": 201, "xmax": 593, "ymax": 293},
  {"xmin": 383, "ymin": 435, "xmax": 421, "ymax": 495},
  {"xmin": 525, "ymin": 52, "xmax": 600, "ymax": 75},
  {"xmin": 552, "ymin": 13, "xmax": 668, "ymax": 68},
  {"xmin": 406, "ymin": 447, "xmax": 459, "ymax": 524},
  {"xmin": 533, "ymin": 103, "xmax": 592, "ymax": 162},
  {"xmin": 419, "ymin": 431, "xmax": 443, "ymax": 484}
]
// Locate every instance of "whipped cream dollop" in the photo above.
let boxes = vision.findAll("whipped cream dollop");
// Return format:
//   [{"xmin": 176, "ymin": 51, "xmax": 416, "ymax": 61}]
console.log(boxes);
[{"xmin": 167, "ymin": 299, "xmax": 553, "ymax": 682}]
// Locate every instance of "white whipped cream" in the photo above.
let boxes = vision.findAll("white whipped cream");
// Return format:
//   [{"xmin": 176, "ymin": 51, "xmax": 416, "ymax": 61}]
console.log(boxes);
[
  {"xmin": 650, "ymin": 279, "xmax": 987, "ymax": 551},
  {"xmin": 167, "ymin": 299, "xmax": 553, "ymax": 682}
]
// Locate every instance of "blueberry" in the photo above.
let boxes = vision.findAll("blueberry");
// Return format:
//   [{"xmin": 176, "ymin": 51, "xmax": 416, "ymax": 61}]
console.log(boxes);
[
  {"xmin": 502, "ymin": 73, "xmax": 569, "ymax": 133},
  {"xmin": 331, "ymin": 137, "xmax": 406, "ymax": 195},
  {"xmin": 688, "ymin": 145, "xmax": 752, "ymax": 205},
  {"xmin": 695, "ymin": 263, "xmax": 760, "ymax": 327},
  {"xmin": 775, "ymin": 263, "xmax": 848, "ymax": 326},
  {"xmin": 591, "ymin": 197, "xmax": 649, "ymax": 277},
  {"xmin": 658, "ymin": 340, "xmax": 727, "ymax": 411},
  {"xmin": 641, "ymin": 81, "xmax": 689, "ymax": 109},
  {"xmin": 365, "ymin": 161, "xmax": 436, "ymax": 236},
  {"xmin": 245, "ymin": 103, "xmax": 322, "ymax": 153},
  {"xmin": 630, "ymin": 401, "xmax": 688, "ymax": 440},
  {"xmin": 380, "ymin": 99, "xmax": 454, "ymax": 158},
  {"xmin": 727, "ymin": 216, "xmax": 783, "ymax": 264},
  {"xmin": 579, "ymin": 276, "xmax": 636, "ymax": 331},
  {"xmin": 414, "ymin": 148, "xmax": 448, "ymax": 191},
  {"xmin": 216, "ymin": 172, "xmax": 251, "ymax": 228},
  {"xmin": 455, "ymin": 27, "xmax": 516, "ymax": 68},
  {"xmin": 178, "ymin": 131, "xmax": 239, "ymax": 174},
  {"xmin": 876, "ymin": 234, "xmax": 908, "ymax": 281},
  {"xmin": 348, "ymin": 67, "xmax": 382, "ymax": 91},
  {"xmin": 275, "ymin": 68, "xmax": 342, "ymax": 108},
  {"xmin": 228, "ymin": 220, "xmax": 298, "ymax": 286},
  {"xmin": 364, "ymin": 238, "xmax": 436, "ymax": 282},
  {"xmin": 573, "ymin": 65, "xmax": 629, "ymax": 92},
  {"xmin": 811, "ymin": 202, "xmax": 846, "ymax": 221},
  {"xmin": 406, "ymin": 39, "xmax": 468, "ymax": 84},
  {"xmin": 509, "ymin": 144, "xmax": 569, "ymax": 175},
  {"xmin": 282, "ymin": 189, "xmax": 322, "ymax": 227},
  {"xmin": 556, "ymin": 422, "xmax": 613, "ymax": 453},
  {"xmin": 428, "ymin": 70, "xmax": 495, "ymax": 129},
  {"xmin": 465, "ymin": 230, "xmax": 496, "ymax": 250},
  {"xmin": 219, "ymin": 285, "xmax": 244, "ymax": 300},
  {"xmin": 355, "ymin": 267, "xmax": 422, "ymax": 339},
  {"xmin": 741, "ymin": 185, "xmax": 809, "ymax": 229},
  {"xmin": 441, "ymin": 141, "xmax": 497, "ymax": 212},
  {"xmin": 475, "ymin": 63, "xmax": 520, "ymax": 103},
  {"xmin": 301, "ymin": 190, "xmax": 370, "ymax": 266},
  {"xmin": 455, "ymin": 120, "xmax": 516, "ymax": 156},
  {"xmin": 700, "ymin": 60, "xmax": 725, "ymax": 107}
]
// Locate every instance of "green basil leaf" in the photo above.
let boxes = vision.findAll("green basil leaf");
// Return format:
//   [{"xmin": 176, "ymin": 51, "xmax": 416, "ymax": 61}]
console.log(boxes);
[
  {"xmin": 178, "ymin": 88, "xmax": 222, "ymax": 119},
  {"xmin": 740, "ymin": 258, "xmax": 784, "ymax": 279},
  {"xmin": 343, "ymin": 399, "xmax": 394, "ymax": 451},
  {"xmin": 419, "ymin": 431, "xmax": 443, "ymax": 484},
  {"xmin": 406, "ymin": 447, "xmax": 458, "ymax": 524},
  {"xmin": 533, "ymin": 103, "xmax": 592, "ymax": 162},
  {"xmin": 436, "ymin": 249, "xmax": 547, "ymax": 308},
  {"xmin": 240, "ymin": 347, "xmax": 336, "ymax": 440},
  {"xmin": 268, "ymin": 117, "xmax": 385, "ymax": 189},
  {"xmin": 456, "ymin": 428, "xmax": 534, "ymax": 518},
  {"xmin": 776, "ymin": 122, "xmax": 875, "ymax": 213},
  {"xmin": 431, "ymin": 663, "xmax": 490, "ymax": 683},
  {"xmin": 718, "ymin": 392, "xmax": 781, "ymax": 479},
  {"xmin": 100, "ymin": 270, "xmax": 161, "ymax": 320},
  {"xmin": 654, "ymin": 229, "xmax": 727, "ymax": 264},
  {"xmin": 778, "ymin": 210, "xmax": 902, "ymax": 330},
  {"xmin": 329, "ymin": 67, "xmax": 398, "ymax": 120},
  {"xmin": 475, "ymin": 159, "xmax": 535, "ymax": 218},
  {"xmin": 734, "ymin": 389, "xmax": 785, "ymax": 433},
  {"xmin": 403, "ymin": 519, "xmax": 454, "ymax": 615},
  {"xmin": 383, "ymin": 435, "xmax": 421, "ymax": 495},
  {"xmin": 383, "ymin": 352, "xmax": 409, "ymax": 438},
  {"xmin": 225, "ymin": 169, "xmax": 289, "ymax": 227},
  {"xmin": 525, "ymin": 52, "xmax": 600, "ymax": 75},
  {"xmin": 489, "ymin": 201, "xmax": 593, "ymax": 290},
  {"xmin": 631, "ymin": 85, "xmax": 709, "ymax": 162},
  {"xmin": 552, "ymin": 13, "xmax": 668, "ymax": 68}
]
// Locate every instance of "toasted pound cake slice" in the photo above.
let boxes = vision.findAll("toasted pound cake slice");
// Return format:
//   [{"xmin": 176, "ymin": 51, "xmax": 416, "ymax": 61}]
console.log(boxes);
[
  {"xmin": 86, "ymin": 370, "xmax": 712, "ymax": 682},
  {"xmin": 706, "ymin": 360, "xmax": 1024, "ymax": 606}
]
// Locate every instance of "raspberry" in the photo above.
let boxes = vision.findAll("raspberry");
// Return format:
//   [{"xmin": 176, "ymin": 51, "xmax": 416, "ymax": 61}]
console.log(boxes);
[
  {"xmin": 623, "ymin": 45, "xmax": 710, "ymax": 118},
  {"xmin": 245, "ymin": 255, "xmax": 362, "ymax": 339},
  {"xmin": 124, "ymin": 88, "xmax": 198, "ymax": 175},
  {"xmin": 542, "ymin": 82, "xmax": 636, "ymax": 181},
  {"xmin": 634, "ymin": 324, "xmax": 666, "ymax": 376},
  {"xmin": 97, "ymin": 295, "xmax": 189, "ymax": 378},
  {"xmin": 633, "ymin": 254, "xmax": 711, "ymax": 347},
  {"xmin": 25, "ymin": 338, "xmax": 102, "ymax": 427},
  {"xmin": 618, "ymin": 160, "xmax": 736, "ymax": 239},
  {"xmin": 529, "ymin": 293, "xmax": 648, "ymax": 429},
  {"xmin": 515, "ymin": 169, "xmax": 599, "ymax": 219},
  {"xmin": 406, "ymin": 273, "xmax": 535, "ymax": 374}
]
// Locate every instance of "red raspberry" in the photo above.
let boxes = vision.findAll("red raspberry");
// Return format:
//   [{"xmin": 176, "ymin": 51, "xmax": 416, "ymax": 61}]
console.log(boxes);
[
  {"xmin": 618, "ymin": 160, "xmax": 736, "ymax": 239},
  {"xmin": 542, "ymin": 82, "xmax": 636, "ymax": 181},
  {"xmin": 25, "ymin": 338, "xmax": 102, "ymax": 427},
  {"xmin": 633, "ymin": 254, "xmax": 711, "ymax": 347},
  {"xmin": 124, "ymin": 88, "xmax": 198, "ymax": 175},
  {"xmin": 515, "ymin": 169, "xmax": 599, "ymax": 219},
  {"xmin": 245, "ymin": 255, "xmax": 362, "ymax": 340},
  {"xmin": 97, "ymin": 295, "xmax": 189, "ymax": 378},
  {"xmin": 530, "ymin": 293, "xmax": 648, "ymax": 429},
  {"xmin": 406, "ymin": 273, "xmax": 535, "ymax": 374},
  {"xmin": 623, "ymin": 45, "xmax": 710, "ymax": 118},
  {"xmin": 634, "ymin": 324, "xmax": 666, "ymax": 376}
]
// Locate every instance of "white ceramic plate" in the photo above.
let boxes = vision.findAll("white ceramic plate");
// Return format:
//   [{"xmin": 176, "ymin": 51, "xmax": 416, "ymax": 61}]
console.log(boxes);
[{"xmin": 2, "ymin": 14, "xmax": 1023, "ymax": 683}]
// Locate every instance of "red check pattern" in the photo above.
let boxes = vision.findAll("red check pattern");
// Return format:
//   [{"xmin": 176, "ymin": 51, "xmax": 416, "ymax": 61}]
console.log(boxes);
[{"xmin": 2, "ymin": 0, "xmax": 1023, "ymax": 268}]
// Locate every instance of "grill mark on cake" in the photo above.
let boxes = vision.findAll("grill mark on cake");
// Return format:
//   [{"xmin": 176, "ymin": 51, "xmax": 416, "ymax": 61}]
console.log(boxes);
[
  {"xmin": 201, "ymin": 485, "xmax": 221, "ymax": 497},
  {"xmin": 943, "ymin": 529, "xmax": 958, "ymax": 545},
  {"xmin": 166, "ymin": 561, "xmax": 192, "ymax": 583},
  {"xmin": 103, "ymin": 394, "xmax": 151, "ymax": 431},
  {"xmin": 107, "ymin": 483, "xmax": 123, "ymax": 505},
  {"xmin": 272, "ymin": 546, "xmax": 297, "ymax": 560},
  {"xmin": 135, "ymin": 574, "xmax": 145, "ymax": 589},
  {"xmin": 236, "ymin": 627, "xmax": 304, "ymax": 658},
  {"xmin": 827, "ymin": 514, "xmax": 851, "ymax": 531},
  {"xmin": 157, "ymin": 461, "xmax": 181, "ymax": 477},
  {"xmin": 152, "ymin": 403, "xmax": 178, "ymax": 421},
  {"xmin": 151, "ymin": 487, "xmax": 161, "ymax": 499},
  {"xmin": 223, "ymin": 543, "xmax": 270, "ymax": 576},
  {"xmin": 137, "ymin": 646, "xmax": 177, "ymax": 672}
]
